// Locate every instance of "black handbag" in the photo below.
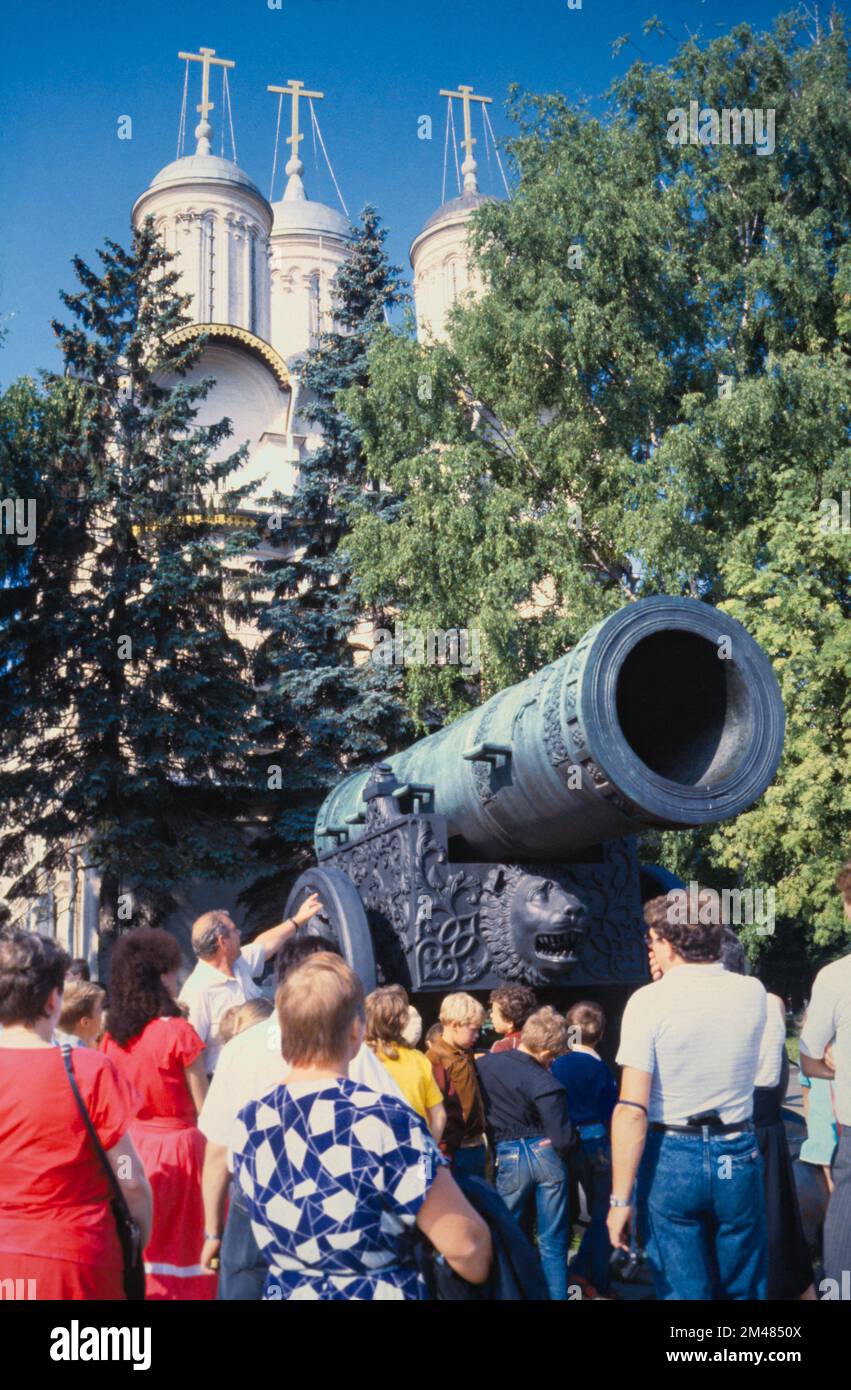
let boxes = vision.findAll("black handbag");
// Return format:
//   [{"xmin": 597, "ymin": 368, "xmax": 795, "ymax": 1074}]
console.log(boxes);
[{"xmin": 61, "ymin": 1045, "xmax": 146, "ymax": 1301}]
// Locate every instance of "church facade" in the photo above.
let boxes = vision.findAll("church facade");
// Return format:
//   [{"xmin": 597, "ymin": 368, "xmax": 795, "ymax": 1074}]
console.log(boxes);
[{"xmin": 1, "ymin": 48, "xmax": 499, "ymax": 969}]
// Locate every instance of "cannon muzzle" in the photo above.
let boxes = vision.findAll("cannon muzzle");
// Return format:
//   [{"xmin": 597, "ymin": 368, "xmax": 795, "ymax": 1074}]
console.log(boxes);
[{"xmin": 316, "ymin": 596, "xmax": 784, "ymax": 863}]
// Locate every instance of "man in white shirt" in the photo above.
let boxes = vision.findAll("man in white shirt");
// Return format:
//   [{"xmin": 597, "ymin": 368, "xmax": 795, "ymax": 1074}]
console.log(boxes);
[
  {"xmin": 799, "ymin": 862, "xmax": 851, "ymax": 1296},
  {"xmin": 607, "ymin": 890, "xmax": 768, "ymax": 1300},
  {"xmin": 198, "ymin": 935, "xmax": 406, "ymax": 1299},
  {"xmin": 180, "ymin": 896, "xmax": 320, "ymax": 1076}
]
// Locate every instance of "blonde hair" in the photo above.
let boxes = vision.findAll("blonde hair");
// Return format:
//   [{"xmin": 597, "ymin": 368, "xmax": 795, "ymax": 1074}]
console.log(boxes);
[
  {"xmin": 401, "ymin": 1004, "xmax": 423, "ymax": 1047},
  {"xmin": 277, "ymin": 953, "xmax": 365, "ymax": 1066},
  {"xmin": 220, "ymin": 997, "xmax": 273, "ymax": 1046},
  {"xmin": 58, "ymin": 981, "xmax": 105, "ymax": 1031},
  {"xmin": 439, "ymin": 992, "xmax": 485, "ymax": 1028},
  {"xmin": 365, "ymin": 985, "xmax": 409, "ymax": 1060},
  {"xmin": 217, "ymin": 1005, "xmax": 241, "ymax": 1046},
  {"xmin": 521, "ymin": 1006, "xmax": 571, "ymax": 1058}
]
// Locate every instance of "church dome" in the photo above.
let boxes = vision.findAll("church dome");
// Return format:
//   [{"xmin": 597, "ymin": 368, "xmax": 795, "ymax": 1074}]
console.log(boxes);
[
  {"xmin": 267, "ymin": 158, "xmax": 352, "ymax": 363},
  {"xmin": 418, "ymin": 190, "xmax": 497, "ymax": 237},
  {"xmin": 132, "ymin": 140, "xmax": 273, "ymax": 340},
  {"xmin": 145, "ymin": 152, "xmax": 265, "ymax": 201},
  {"xmin": 410, "ymin": 187, "xmax": 499, "ymax": 344},
  {"xmin": 271, "ymin": 196, "xmax": 350, "ymax": 239}
]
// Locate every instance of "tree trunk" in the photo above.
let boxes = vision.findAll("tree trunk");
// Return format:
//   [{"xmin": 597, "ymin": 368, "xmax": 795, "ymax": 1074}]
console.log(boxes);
[{"xmin": 96, "ymin": 868, "xmax": 121, "ymax": 983}]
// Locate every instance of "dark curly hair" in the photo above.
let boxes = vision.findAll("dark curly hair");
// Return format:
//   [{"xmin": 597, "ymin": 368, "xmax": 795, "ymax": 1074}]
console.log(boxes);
[
  {"xmin": 644, "ymin": 890, "xmax": 723, "ymax": 963},
  {"xmin": 489, "ymin": 984, "xmax": 538, "ymax": 1031},
  {"xmin": 106, "ymin": 929, "xmax": 183, "ymax": 1047},
  {"xmin": 836, "ymin": 861, "xmax": 851, "ymax": 906},
  {"xmin": 0, "ymin": 930, "xmax": 69, "ymax": 1025}
]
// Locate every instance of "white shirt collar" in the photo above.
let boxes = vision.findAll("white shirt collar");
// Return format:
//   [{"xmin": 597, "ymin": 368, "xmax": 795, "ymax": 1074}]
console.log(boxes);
[
  {"xmin": 193, "ymin": 957, "xmax": 239, "ymax": 987},
  {"xmin": 662, "ymin": 960, "xmax": 727, "ymax": 981}
]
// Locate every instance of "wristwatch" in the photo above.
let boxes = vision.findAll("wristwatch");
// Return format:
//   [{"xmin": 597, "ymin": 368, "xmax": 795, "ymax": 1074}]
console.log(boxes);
[
  {"xmin": 204, "ymin": 1232, "xmax": 222, "ymax": 1241},
  {"xmin": 609, "ymin": 1196, "xmax": 631, "ymax": 1208}
]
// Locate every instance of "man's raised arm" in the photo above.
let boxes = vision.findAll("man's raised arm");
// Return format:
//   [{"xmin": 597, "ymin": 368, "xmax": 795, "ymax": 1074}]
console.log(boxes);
[{"xmin": 252, "ymin": 893, "xmax": 323, "ymax": 961}]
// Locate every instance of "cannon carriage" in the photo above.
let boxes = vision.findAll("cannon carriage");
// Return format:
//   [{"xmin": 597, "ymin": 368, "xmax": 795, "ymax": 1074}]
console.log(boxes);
[{"xmin": 285, "ymin": 596, "xmax": 785, "ymax": 995}]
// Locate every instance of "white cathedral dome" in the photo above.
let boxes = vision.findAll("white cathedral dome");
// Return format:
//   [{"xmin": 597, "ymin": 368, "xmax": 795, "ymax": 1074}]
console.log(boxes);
[
  {"xmin": 417, "ymin": 189, "xmax": 496, "ymax": 235},
  {"xmin": 133, "ymin": 141, "xmax": 273, "ymax": 341},
  {"xmin": 410, "ymin": 190, "xmax": 497, "ymax": 343},
  {"xmin": 145, "ymin": 152, "xmax": 266, "ymax": 201},
  {"xmin": 268, "ymin": 157, "xmax": 352, "ymax": 363},
  {"xmin": 272, "ymin": 193, "xmax": 350, "ymax": 239}
]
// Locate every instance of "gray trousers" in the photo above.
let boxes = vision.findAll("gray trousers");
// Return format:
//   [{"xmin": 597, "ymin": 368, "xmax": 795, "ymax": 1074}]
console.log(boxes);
[{"xmin": 824, "ymin": 1127, "xmax": 851, "ymax": 1294}]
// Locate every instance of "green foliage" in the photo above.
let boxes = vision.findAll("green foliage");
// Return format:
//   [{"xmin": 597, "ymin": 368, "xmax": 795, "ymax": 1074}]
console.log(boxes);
[
  {"xmin": 236, "ymin": 207, "xmax": 412, "ymax": 919},
  {"xmin": 0, "ymin": 221, "xmax": 259, "ymax": 935},
  {"xmin": 345, "ymin": 12, "xmax": 851, "ymax": 956}
]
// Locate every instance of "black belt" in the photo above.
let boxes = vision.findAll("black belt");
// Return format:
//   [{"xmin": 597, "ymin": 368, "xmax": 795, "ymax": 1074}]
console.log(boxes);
[{"xmin": 651, "ymin": 1120, "xmax": 753, "ymax": 1135}]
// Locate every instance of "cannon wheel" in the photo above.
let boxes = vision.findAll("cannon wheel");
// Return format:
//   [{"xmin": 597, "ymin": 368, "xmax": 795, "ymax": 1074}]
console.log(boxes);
[{"xmin": 285, "ymin": 867, "xmax": 377, "ymax": 994}]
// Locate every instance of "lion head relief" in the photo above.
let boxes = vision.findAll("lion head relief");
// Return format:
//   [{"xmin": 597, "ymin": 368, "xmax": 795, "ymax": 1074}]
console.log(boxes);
[{"xmin": 480, "ymin": 866, "xmax": 590, "ymax": 986}]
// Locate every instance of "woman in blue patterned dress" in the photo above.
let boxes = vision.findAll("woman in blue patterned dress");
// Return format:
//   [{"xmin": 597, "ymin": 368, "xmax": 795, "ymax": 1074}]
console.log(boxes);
[{"xmin": 231, "ymin": 954, "xmax": 492, "ymax": 1300}]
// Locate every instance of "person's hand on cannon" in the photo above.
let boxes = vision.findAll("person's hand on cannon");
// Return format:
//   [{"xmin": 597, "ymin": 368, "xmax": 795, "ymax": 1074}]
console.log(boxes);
[
  {"xmin": 252, "ymin": 893, "xmax": 323, "ymax": 961},
  {"xmin": 291, "ymin": 892, "xmax": 323, "ymax": 927}
]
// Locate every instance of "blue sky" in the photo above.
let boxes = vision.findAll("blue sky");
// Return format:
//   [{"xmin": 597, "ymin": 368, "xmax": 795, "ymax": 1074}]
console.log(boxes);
[{"xmin": 0, "ymin": 0, "xmax": 828, "ymax": 383}]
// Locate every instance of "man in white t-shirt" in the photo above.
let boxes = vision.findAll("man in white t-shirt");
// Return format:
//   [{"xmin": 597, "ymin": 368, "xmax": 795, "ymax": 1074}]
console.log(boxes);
[
  {"xmin": 198, "ymin": 935, "xmax": 406, "ymax": 1299},
  {"xmin": 607, "ymin": 889, "xmax": 768, "ymax": 1300},
  {"xmin": 179, "ymin": 896, "xmax": 320, "ymax": 1076},
  {"xmin": 799, "ymin": 862, "xmax": 851, "ymax": 1297}
]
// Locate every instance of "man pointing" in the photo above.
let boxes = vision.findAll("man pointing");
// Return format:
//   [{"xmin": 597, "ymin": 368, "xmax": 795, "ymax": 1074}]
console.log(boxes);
[{"xmin": 180, "ymin": 896, "xmax": 321, "ymax": 1075}]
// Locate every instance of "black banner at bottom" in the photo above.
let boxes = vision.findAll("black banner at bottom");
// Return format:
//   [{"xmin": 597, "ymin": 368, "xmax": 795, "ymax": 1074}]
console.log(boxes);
[{"xmin": 4, "ymin": 1294, "xmax": 844, "ymax": 1376}]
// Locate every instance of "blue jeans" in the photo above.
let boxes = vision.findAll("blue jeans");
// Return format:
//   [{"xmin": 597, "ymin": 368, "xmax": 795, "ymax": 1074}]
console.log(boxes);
[
  {"xmin": 452, "ymin": 1143, "xmax": 488, "ymax": 1182},
  {"xmin": 571, "ymin": 1135, "xmax": 613, "ymax": 1294},
  {"xmin": 495, "ymin": 1137, "xmax": 569, "ymax": 1301},
  {"xmin": 638, "ymin": 1128, "xmax": 767, "ymax": 1301},
  {"xmin": 219, "ymin": 1187, "xmax": 267, "ymax": 1301}
]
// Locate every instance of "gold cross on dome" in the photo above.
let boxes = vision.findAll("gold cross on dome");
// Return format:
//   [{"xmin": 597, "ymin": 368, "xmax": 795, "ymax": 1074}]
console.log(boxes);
[
  {"xmin": 439, "ymin": 84, "xmax": 492, "ymax": 164},
  {"xmin": 178, "ymin": 46, "xmax": 235, "ymax": 122},
  {"xmin": 267, "ymin": 79, "xmax": 325, "ymax": 158}
]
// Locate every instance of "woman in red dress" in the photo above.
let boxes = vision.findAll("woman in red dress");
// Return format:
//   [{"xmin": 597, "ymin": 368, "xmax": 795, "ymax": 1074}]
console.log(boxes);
[
  {"xmin": 0, "ymin": 931, "xmax": 152, "ymax": 1300},
  {"xmin": 101, "ymin": 929, "xmax": 215, "ymax": 1300}
]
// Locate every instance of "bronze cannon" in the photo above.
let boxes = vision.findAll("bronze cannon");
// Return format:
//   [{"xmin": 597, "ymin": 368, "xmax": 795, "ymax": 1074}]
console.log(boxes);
[{"xmin": 285, "ymin": 596, "xmax": 785, "ymax": 993}]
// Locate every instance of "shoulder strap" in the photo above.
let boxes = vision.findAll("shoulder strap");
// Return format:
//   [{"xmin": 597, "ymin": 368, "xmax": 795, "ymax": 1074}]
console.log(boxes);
[{"xmin": 61, "ymin": 1045, "xmax": 130, "ymax": 1212}]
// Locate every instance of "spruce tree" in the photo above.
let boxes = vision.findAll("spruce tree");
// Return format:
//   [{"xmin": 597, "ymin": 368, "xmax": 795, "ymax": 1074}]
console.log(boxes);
[
  {"xmin": 239, "ymin": 206, "xmax": 411, "ymax": 918},
  {"xmin": 0, "ymin": 220, "xmax": 259, "ymax": 965}
]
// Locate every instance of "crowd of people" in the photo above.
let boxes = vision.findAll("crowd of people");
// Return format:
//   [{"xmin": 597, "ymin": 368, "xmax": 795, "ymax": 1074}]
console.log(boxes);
[{"xmin": 0, "ymin": 861, "xmax": 849, "ymax": 1302}]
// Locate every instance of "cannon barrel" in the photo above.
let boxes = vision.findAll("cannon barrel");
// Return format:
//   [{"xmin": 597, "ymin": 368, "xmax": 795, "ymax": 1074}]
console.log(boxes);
[{"xmin": 315, "ymin": 596, "xmax": 785, "ymax": 863}]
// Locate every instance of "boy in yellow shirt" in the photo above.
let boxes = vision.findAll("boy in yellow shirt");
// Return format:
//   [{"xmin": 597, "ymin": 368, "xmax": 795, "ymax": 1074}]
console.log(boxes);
[{"xmin": 365, "ymin": 986, "xmax": 446, "ymax": 1142}]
